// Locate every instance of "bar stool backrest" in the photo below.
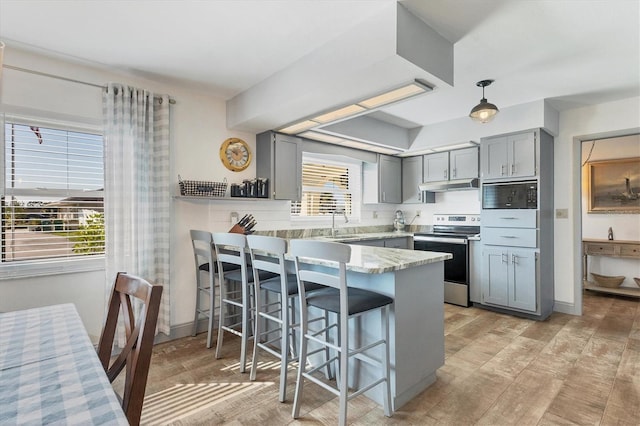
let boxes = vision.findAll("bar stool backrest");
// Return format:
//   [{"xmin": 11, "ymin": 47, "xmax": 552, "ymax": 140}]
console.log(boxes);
[
  {"xmin": 212, "ymin": 232, "xmax": 248, "ymax": 269},
  {"xmin": 190, "ymin": 230, "xmax": 214, "ymax": 269},
  {"xmin": 246, "ymin": 235, "xmax": 287, "ymax": 276},
  {"xmin": 290, "ymin": 239, "xmax": 350, "ymax": 293}
]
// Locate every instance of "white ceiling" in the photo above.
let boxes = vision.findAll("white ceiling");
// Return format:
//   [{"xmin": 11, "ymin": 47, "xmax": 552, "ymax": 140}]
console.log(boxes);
[{"xmin": 1, "ymin": 0, "xmax": 639, "ymax": 131}]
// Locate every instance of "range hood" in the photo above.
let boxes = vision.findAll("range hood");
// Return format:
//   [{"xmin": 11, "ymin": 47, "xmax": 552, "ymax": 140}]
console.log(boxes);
[{"xmin": 419, "ymin": 178, "xmax": 479, "ymax": 192}]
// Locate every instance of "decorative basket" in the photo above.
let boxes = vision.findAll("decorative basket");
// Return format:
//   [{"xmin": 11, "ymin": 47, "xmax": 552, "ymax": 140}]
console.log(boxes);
[
  {"xmin": 178, "ymin": 175, "xmax": 227, "ymax": 197},
  {"xmin": 590, "ymin": 272, "xmax": 625, "ymax": 288}
]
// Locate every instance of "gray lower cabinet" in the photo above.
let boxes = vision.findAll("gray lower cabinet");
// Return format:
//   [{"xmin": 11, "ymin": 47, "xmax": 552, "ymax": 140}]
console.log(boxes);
[
  {"xmin": 351, "ymin": 239, "xmax": 384, "ymax": 247},
  {"xmin": 256, "ymin": 131, "xmax": 302, "ymax": 200},
  {"xmin": 383, "ymin": 237, "xmax": 411, "ymax": 249},
  {"xmin": 350, "ymin": 237, "xmax": 411, "ymax": 249},
  {"xmin": 482, "ymin": 248, "xmax": 537, "ymax": 312}
]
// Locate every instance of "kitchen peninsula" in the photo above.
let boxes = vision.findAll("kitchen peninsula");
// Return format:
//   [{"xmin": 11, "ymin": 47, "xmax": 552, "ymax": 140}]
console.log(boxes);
[{"xmin": 284, "ymin": 241, "xmax": 451, "ymax": 410}]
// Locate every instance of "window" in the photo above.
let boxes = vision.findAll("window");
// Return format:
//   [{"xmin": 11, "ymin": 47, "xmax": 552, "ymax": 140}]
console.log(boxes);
[
  {"xmin": 1, "ymin": 116, "xmax": 104, "ymax": 273},
  {"xmin": 291, "ymin": 153, "xmax": 361, "ymax": 220}
]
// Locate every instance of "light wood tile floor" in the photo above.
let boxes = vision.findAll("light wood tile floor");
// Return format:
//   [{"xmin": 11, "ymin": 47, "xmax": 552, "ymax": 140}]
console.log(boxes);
[{"xmin": 138, "ymin": 292, "xmax": 640, "ymax": 425}]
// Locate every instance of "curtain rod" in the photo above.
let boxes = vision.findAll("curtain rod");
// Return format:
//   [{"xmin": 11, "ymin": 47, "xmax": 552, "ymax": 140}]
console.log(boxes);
[{"xmin": 3, "ymin": 64, "xmax": 177, "ymax": 104}]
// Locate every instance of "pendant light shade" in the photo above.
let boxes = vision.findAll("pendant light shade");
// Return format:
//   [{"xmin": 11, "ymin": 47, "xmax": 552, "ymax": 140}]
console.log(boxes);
[{"xmin": 469, "ymin": 79, "xmax": 499, "ymax": 123}]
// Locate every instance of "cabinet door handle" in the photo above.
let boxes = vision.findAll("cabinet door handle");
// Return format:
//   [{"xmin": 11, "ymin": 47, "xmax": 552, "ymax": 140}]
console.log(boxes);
[
  {"xmin": 501, "ymin": 164, "xmax": 506, "ymax": 176},
  {"xmin": 382, "ymin": 191, "xmax": 386, "ymax": 202},
  {"xmin": 452, "ymin": 168, "xmax": 457, "ymax": 178},
  {"xmin": 511, "ymin": 164, "xmax": 516, "ymax": 175},
  {"xmin": 499, "ymin": 217, "xmax": 517, "ymax": 220},
  {"xmin": 501, "ymin": 235, "xmax": 517, "ymax": 239},
  {"xmin": 417, "ymin": 191, "xmax": 421, "ymax": 202},
  {"xmin": 502, "ymin": 253, "xmax": 508, "ymax": 263},
  {"xmin": 444, "ymin": 169, "xmax": 448, "ymax": 179},
  {"xmin": 512, "ymin": 254, "xmax": 518, "ymax": 264}
]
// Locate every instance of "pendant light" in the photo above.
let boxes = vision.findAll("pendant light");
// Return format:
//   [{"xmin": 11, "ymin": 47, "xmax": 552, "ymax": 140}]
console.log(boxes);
[{"xmin": 469, "ymin": 79, "xmax": 499, "ymax": 123}]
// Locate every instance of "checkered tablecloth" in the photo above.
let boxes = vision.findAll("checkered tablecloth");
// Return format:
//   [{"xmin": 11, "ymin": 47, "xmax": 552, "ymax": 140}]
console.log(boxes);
[{"xmin": 0, "ymin": 304, "xmax": 128, "ymax": 425}]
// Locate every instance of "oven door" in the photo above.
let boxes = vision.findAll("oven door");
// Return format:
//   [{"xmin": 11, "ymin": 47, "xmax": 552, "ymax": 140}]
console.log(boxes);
[{"xmin": 414, "ymin": 236, "xmax": 469, "ymax": 307}]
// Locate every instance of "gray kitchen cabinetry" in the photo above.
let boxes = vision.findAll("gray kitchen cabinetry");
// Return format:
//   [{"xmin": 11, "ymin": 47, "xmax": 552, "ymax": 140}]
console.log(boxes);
[
  {"xmin": 422, "ymin": 152, "xmax": 449, "ymax": 182},
  {"xmin": 482, "ymin": 247, "xmax": 537, "ymax": 312},
  {"xmin": 423, "ymin": 147, "xmax": 479, "ymax": 182},
  {"xmin": 481, "ymin": 131, "xmax": 536, "ymax": 180},
  {"xmin": 363, "ymin": 155, "xmax": 402, "ymax": 204},
  {"xmin": 383, "ymin": 237, "xmax": 411, "ymax": 249},
  {"xmin": 450, "ymin": 147, "xmax": 479, "ymax": 180},
  {"xmin": 479, "ymin": 128, "xmax": 554, "ymax": 320},
  {"xmin": 469, "ymin": 238, "xmax": 482, "ymax": 303},
  {"xmin": 350, "ymin": 236, "xmax": 411, "ymax": 249},
  {"xmin": 402, "ymin": 156, "xmax": 435, "ymax": 204},
  {"xmin": 256, "ymin": 131, "xmax": 302, "ymax": 200}
]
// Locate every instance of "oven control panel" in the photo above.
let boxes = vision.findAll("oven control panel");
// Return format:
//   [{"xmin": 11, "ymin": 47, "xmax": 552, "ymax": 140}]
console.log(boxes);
[{"xmin": 433, "ymin": 214, "xmax": 480, "ymax": 225}]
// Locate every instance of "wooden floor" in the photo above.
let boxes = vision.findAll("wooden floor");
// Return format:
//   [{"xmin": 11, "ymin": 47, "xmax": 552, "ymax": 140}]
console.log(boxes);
[{"xmin": 137, "ymin": 291, "xmax": 640, "ymax": 425}]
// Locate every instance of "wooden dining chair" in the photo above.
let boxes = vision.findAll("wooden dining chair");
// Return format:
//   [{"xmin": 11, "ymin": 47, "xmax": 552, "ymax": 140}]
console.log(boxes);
[{"xmin": 97, "ymin": 272, "xmax": 163, "ymax": 426}]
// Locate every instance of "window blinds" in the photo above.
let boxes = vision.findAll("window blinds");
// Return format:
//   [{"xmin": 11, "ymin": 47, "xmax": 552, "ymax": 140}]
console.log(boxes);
[{"xmin": 2, "ymin": 122, "xmax": 104, "ymax": 262}]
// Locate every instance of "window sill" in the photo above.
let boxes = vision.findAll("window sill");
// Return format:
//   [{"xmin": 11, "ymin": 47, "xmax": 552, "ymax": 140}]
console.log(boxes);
[{"xmin": 0, "ymin": 256, "xmax": 105, "ymax": 280}]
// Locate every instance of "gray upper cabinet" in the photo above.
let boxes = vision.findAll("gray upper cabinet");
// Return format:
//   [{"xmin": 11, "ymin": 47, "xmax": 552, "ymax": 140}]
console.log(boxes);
[
  {"xmin": 449, "ymin": 147, "xmax": 479, "ymax": 180},
  {"xmin": 423, "ymin": 147, "xmax": 479, "ymax": 182},
  {"xmin": 481, "ymin": 131, "xmax": 536, "ymax": 180},
  {"xmin": 402, "ymin": 156, "xmax": 423, "ymax": 204},
  {"xmin": 256, "ymin": 131, "xmax": 302, "ymax": 200},
  {"xmin": 379, "ymin": 155, "xmax": 402, "ymax": 203},
  {"xmin": 423, "ymin": 152, "xmax": 449, "ymax": 182},
  {"xmin": 363, "ymin": 154, "xmax": 401, "ymax": 204}
]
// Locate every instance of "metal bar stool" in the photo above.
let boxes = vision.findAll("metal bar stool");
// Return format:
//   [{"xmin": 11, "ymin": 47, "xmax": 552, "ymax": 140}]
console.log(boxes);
[
  {"xmin": 246, "ymin": 235, "xmax": 325, "ymax": 402},
  {"xmin": 290, "ymin": 239, "xmax": 393, "ymax": 426},
  {"xmin": 212, "ymin": 232, "xmax": 277, "ymax": 373},
  {"xmin": 189, "ymin": 230, "xmax": 217, "ymax": 348}
]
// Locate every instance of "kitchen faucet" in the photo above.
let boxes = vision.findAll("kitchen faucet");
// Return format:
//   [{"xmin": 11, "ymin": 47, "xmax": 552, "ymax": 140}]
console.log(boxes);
[{"xmin": 331, "ymin": 208, "xmax": 349, "ymax": 237}]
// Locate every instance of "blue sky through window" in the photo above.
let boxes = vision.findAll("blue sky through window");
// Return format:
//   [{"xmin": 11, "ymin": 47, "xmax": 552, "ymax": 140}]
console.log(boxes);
[{"xmin": 5, "ymin": 123, "xmax": 103, "ymax": 191}]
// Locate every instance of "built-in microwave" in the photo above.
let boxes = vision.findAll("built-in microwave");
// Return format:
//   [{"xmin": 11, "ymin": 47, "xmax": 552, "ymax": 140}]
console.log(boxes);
[{"xmin": 482, "ymin": 181, "xmax": 538, "ymax": 209}]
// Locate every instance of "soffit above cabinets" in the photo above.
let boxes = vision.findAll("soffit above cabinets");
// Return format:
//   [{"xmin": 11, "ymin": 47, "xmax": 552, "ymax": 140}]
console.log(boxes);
[{"xmin": 226, "ymin": 3, "xmax": 454, "ymax": 139}]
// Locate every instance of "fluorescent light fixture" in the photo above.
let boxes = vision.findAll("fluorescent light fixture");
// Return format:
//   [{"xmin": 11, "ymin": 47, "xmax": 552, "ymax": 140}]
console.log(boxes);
[
  {"xmin": 430, "ymin": 141, "xmax": 479, "ymax": 152},
  {"xmin": 312, "ymin": 104, "xmax": 366, "ymax": 124},
  {"xmin": 358, "ymin": 81, "xmax": 431, "ymax": 109},
  {"xmin": 279, "ymin": 120, "xmax": 319, "ymax": 134},
  {"xmin": 301, "ymin": 130, "xmax": 404, "ymax": 155},
  {"xmin": 276, "ymin": 79, "xmax": 433, "ymax": 137},
  {"xmin": 298, "ymin": 131, "xmax": 345, "ymax": 144},
  {"xmin": 397, "ymin": 148, "xmax": 435, "ymax": 157}
]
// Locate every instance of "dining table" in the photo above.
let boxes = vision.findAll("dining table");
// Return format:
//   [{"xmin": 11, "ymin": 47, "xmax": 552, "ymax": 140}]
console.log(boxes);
[{"xmin": 0, "ymin": 303, "xmax": 128, "ymax": 425}]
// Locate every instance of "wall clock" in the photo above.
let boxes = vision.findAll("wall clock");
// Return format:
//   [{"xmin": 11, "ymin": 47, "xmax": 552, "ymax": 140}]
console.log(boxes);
[{"xmin": 220, "ymin": 137, "xmax": 251, "ymax": 172}]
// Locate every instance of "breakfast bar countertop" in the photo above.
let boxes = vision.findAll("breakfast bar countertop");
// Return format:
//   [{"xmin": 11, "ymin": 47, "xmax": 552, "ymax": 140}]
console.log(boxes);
[{"xmin": 288, "ymin": 243, "xmax": 452, "ymax": 274}]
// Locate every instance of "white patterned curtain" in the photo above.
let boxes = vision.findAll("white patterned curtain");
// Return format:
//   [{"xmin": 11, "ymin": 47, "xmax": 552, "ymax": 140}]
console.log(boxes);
[{"xmin": 103, "ymin": 83, "xmax": 171, "ymax": 337}]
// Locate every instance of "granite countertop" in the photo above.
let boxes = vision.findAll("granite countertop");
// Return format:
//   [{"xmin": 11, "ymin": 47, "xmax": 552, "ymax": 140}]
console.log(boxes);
[
  {"xmin": 286, "ymin": 242, "xmax": 452, "ymax": 274},
  {"xmin": 256, "ymin": 225, "xmax": 450, "ymax": 274},
  {"xmin": 310, "ymin": 231, "xmax": 414, "ymax": 243}
]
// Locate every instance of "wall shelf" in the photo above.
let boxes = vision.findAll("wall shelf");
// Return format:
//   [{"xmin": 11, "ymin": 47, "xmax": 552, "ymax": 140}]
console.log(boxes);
[{"xmin": 173, "ymin": 195, "xmax": 280, "ymax": 202}]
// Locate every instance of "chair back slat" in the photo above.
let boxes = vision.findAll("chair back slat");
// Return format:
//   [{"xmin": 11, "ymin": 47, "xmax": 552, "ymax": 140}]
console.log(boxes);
[
  {"xmin": 247, "ymin": 235, "xmax": 287, "ymax": 276},
  {"xmin": 97, "ymin": 272, "xmax": 163, "ymax": 426},
  {"xmin": 190, "ymin": 230, "xmax": 213, "ymax": 263},
  {"xmin": 213, "ymin": 232, "xmax": 248, "ymax": 267},
  {"xmin": 290, "ymin": 239, "xmax": 350, "ymax": 291}
]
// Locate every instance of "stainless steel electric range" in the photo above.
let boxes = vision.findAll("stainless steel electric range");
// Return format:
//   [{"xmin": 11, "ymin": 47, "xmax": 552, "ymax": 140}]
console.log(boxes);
[{"xmin": 413, "ymin": 214, "xmax": 480, "ymax": 307}]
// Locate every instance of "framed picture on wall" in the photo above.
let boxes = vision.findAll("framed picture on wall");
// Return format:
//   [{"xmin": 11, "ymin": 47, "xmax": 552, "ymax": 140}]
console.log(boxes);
[{"xmin": 587, "ymin": 157, "xmax": 640, "ymax": 213}]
